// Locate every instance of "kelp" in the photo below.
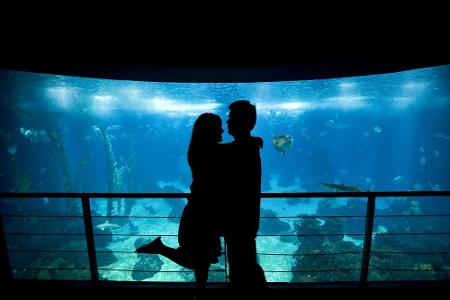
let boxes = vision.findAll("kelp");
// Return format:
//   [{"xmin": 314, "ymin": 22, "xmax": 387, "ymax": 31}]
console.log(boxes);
[
  {"xmin": 95, "ymin": 125, "xmax": 126, "ymax": 218},
  {"xmin": 124, "ymin": 133, "xmax": 137, "ymax": 215}
]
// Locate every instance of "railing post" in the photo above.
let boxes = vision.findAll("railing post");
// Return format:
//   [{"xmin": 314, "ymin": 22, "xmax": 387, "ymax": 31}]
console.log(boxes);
[
  {"xmin": 0, "ymin": 211, "xmax": 13, "ymax": 284},
  {"xmin": 81, "ymin": 195, "xmax": 99, "ymax": 284},
  {"xmin": 360, "ymin": 193, "xmax": 376, "ymax": 287},
  {"xmin": 224, "ymin": 239, "xmax": 229, "ymax": 283}
]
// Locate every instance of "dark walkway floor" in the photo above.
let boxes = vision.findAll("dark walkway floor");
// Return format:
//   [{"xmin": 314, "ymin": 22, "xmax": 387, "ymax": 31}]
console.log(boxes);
[{"xmin": 2, "ymin": 281, "xmax": 449, "ymax": 299}]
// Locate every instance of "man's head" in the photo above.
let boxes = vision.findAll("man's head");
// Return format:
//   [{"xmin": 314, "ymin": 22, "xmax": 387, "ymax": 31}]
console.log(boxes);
[{"xmin": 226, "ymin": 100, "xmax": 257, "ymax": 138}]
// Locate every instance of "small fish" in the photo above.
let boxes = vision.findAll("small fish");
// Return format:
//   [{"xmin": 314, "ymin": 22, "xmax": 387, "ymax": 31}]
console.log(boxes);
[
  {"xmin": 334, "ymin": 123, "xmax": 351, "ymax": 129},
  {"xmin": 434, "ymin": 150, "xmax": 439, "ymax": 157},
  {"xmin": 419, "ymin": 157, "xmax": 426, "ymax": 171},
  {"xmin": 325, "ymin": 119, "xmax": 350, "ymax": 129},
  {"xmin": 7, "ymin": 145, "xmax": 18, "ymax": 155},
  {"xmin": 325, "ymin": 119, "xmax": 335, "ymax": 128},
  {"xmin": 376, "ymin": 226, "xmax": 388, "ymax": 234},
  {"xmin": 434, "ymin": 133, "xmax": 445, "ymax": 138},
  {"xmin": 419, "ymin": 146, "xmax": 425, "ymax": 153},
  {"xmin": 92, "ymin": 125, "xmax": 101, "ymax": 134},
  {"xmin": 107, "ymin": 125, "xmax": 122, "ymax": 131},
  {"xmin": 373, "ymin": 126, "xmax": 382, "ymax": 133},
  {"xmin": 393, "ymin": 176, "xmax": 405, "ymax": 183}
]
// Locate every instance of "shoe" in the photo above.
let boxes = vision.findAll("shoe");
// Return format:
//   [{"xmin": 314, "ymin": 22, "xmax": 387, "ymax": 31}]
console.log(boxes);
[{"xmin": 135, "ymin": 236, "xmax": 162, "ymax": 254}]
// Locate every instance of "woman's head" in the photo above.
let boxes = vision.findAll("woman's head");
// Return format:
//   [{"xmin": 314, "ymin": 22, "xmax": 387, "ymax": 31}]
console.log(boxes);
[{"xmin": 191, "ymin": 113, "xmax": 223, "ymax": 145}]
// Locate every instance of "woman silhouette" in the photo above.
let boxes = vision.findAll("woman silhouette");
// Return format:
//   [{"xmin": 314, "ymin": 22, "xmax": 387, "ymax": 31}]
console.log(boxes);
[{"xmin": 136, "ymin": 113, "xmax": 223, "ymax": 289}]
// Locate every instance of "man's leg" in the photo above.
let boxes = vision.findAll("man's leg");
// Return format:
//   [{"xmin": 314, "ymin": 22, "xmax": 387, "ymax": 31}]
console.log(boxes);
[
  {"xmin": 256, "ymin": 261, "xmax": 268, "ymax": 289},
  {"xmin": 194, "ymin": 262, "xmax": 210, "ymax": 289},
  {"xmin": 225, "ymin": 234, "xmax": 266, "ymax": 289}
]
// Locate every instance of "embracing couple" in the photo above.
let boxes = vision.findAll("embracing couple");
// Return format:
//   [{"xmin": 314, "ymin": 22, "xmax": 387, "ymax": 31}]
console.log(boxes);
[{"xmin": 136, "ymin": 100, "xmax": 267, "ymax": 290}]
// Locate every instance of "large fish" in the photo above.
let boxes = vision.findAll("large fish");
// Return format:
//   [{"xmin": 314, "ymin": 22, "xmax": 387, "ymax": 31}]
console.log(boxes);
[
  {"xmin": 319, "ymin": 182, "xmax": 363, "ymax": 192},
  {"xmin": 272, "ymin": 135, "xmax": 294, "ymax": 158},
  {"xmin": 96, "ymin": 220, "xmax": 121, "ymax": 231}
]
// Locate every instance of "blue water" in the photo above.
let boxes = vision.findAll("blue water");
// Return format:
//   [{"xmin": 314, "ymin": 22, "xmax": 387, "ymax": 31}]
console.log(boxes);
[
  {"xmin": 1, "ymin": 65, "xmax": 450, "ymax": 194},
  {"xmin": 1, "ymin": 65, "xmax": 450, "ymax": 283}
]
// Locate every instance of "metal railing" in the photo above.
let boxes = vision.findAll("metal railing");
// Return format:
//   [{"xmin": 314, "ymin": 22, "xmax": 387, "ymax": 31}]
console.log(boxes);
[{"xmin": 1, "ymin": 191, "xmax": 450, "ymax": 287}]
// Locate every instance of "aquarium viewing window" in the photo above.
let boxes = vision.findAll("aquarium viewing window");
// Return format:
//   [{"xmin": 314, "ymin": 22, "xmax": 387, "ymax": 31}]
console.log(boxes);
[
  {"xmin": 1, "ymin": 65, "xmax": 450, "ymax": 284},
  {"xmin": 1, "ymin": 65, "xmax": 449, "ymax": 194}
]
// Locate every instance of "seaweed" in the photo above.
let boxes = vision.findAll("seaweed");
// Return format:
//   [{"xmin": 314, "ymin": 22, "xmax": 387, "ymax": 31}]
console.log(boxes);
[
  {"xmin": 96, "ymin": 125, "xmax": 126, "ymax": 218},
  {"xmin": 124, "ymin": 134, "xmax": 137, "ymax": 215}
]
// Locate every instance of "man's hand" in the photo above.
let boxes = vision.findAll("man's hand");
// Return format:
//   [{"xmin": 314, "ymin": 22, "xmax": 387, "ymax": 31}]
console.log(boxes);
[{"xmin": 251, "ymin": 136, "xmax": 264, "ymax": 149}]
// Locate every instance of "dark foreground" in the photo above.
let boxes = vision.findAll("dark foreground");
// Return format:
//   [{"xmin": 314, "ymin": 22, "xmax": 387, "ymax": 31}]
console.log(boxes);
[{"xmin": 2, "ymin": 280, "xmax": 449, "ymax": 299}]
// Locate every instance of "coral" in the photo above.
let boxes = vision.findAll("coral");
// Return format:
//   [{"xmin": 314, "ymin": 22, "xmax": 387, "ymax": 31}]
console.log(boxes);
[
  {"xmin": 21, "ymin": 253, "xmax": 91, "ymax": 280},
  {"xmin": 291, "ymin": 215, "xmax": 361, "ymax": 282},
  {"xmin": 96, "ymin": 249, "xmax": 118, "ymax": 267},
  {"xmin": 259, "ymin": 208, "xmax": 291, "ymax": 235},
  {"xmin": 414, "ymin": 263, "xmax": 433, "ymax": 271},
  {"xmin": 293, "ymin": 195, "xmax": 450, "ymax": 282},
  {"xmin": 178, "ymin": 269, "xmax": 195, "ymax": 282},
  {"xmin": 131, "ymin": 254, "xmax": 164, "ymax": 281}
]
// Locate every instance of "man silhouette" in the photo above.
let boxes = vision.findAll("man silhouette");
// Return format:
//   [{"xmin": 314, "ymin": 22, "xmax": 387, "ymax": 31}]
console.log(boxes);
[{"xmin": 221, "ymin": 100, "xmax": 267, "ymax": 289}]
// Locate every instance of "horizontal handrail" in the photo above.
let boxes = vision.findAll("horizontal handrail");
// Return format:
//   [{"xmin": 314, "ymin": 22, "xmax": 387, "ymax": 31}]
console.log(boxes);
[
  {"xmin": 1, "ymin": 191, "xmax": 450, "ymax": 198},
  {"xmin": 11, "ymin": 267, "xmax": 225, "ymax": 273},
  {"xmin": 3, "ymin": 214, "xmax": 450, "ymax": 220},
  {"xmin": 367, "ymin": 269, "xmax": 450, "ymax": 272},
  {"xmin": 8, "ymin": 249, "xmax": 450, "ymax": 256},
  {"xmin": 12, "ymin": 267, "xmax": 450, "ymax": 273},
  {"xmin": 2, "ymin": 190, "xmax": 450, "ymax": 286},
  {"xmin": 5, "ymin": 232, "xmax": 450, "ymax": 236}
]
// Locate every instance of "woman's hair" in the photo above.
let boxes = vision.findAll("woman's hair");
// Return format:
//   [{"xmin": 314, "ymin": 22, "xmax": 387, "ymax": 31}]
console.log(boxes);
[{"xmin": 188, "ymin": 113, "xmax": 222, "ymax": 168}]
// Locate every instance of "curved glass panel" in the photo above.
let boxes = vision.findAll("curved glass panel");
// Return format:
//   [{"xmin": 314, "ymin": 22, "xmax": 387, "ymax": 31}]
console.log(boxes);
[{"xmin": 1, "ymin": 65, "xmax": 449, "ymax": 194}]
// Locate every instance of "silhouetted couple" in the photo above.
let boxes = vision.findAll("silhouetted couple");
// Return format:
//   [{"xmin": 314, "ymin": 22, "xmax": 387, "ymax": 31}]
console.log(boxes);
[{"xmin": 136, "ymin": 100, "xmax": 267, "ymax": 291}]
